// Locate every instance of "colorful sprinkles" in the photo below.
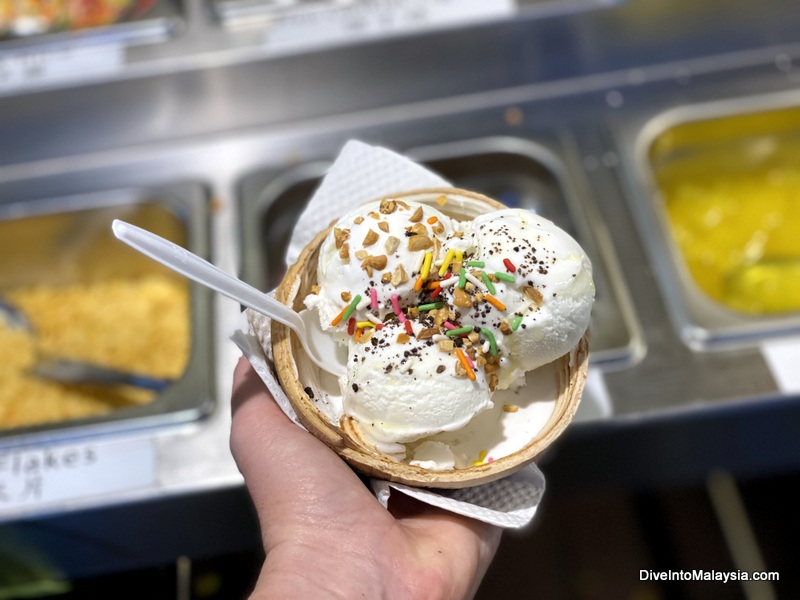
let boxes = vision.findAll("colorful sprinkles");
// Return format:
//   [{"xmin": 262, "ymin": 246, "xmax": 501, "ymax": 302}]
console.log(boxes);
[
  {"xmin": 480, "ymin": 272, "xmax": 496, "ymax": 295},
  {"xmin": 438, "ymin": 249, "xmax": 455, "ymax": 277},
  {"xmin": 480, "ymin": 327, "xmax": 498, "ymax": 356},
  {"xmin": 325, "ymin": 197, "xmax": 547, "ymax": 402},
  {"xmin": 342, "ymin": 294, "xmax": 361, "ymax": 322},
  {"xmin": 391, "ymin": 294, "xmax": 404, "ymax": 322},
  {"xmin": 471, "ymin": 449, "xmax": 488, "ymax": 466},
  {"xmin": 370, "ymin": 287, "xmax": 378, "ymax": 309},
  {"xmin": 420, "ymin": 251, "xmax": 433, "ymax": 279},
  {"xmin": 455, "ymin": 348, "xmax": 476, "ymax": 381},
  {"xmin": 485, "ymin": 294, "xmax": 506, "ymax": 312},
  {"xmin": 331, "ymin": 304, "xmax": 348, "ymax": 326},
  {"xmin": 418, "ymin": 302, "xmax": 446, "ymax": 311},
  {"xmin": 445, "ymin": 326, "xmax": 474, "ymax": 337}
]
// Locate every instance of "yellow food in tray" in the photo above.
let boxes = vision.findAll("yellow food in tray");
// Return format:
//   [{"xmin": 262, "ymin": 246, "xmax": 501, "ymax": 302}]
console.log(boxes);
[
  {"xmin": 0, "ymin": 274, "xmax": 189, "ymax": 430},
  {"xmin": 0, "ymin": 0, "xmax": 138, "ymax": 36},
  {"xmin": 662, "ymin": 165, "xmax": 800, "ymax": 315}
]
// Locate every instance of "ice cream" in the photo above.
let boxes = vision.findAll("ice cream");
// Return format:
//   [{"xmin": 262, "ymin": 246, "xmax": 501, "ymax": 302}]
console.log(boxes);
[
  {"xmin": 438, "ymin": 208, "xmax": 595, "ymax": 389},
  {"xmin": 305, "ymin": 197, "xmax": 456, "ymax": 335},
  {"xmin": 302, "ymin": 196, "xmax": 595, "ymax": 466},
  {"xmin": 342, "ymin": 320, "xmax": 493, "ymax": 452}
]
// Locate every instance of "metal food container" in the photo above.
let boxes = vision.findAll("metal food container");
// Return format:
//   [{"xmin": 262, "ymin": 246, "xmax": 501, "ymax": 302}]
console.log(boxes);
[
  {"xmin": 0, "ymin": 183, "xmax": 214, "ymax": 446},
  {"xmin": 0, "ymin": 0, "xmax": 179, "ymax": 48},
  {"xmin": 238, "ymin": 136, "xmax": 639, "ymax": 371},
  {"xmin": 634, "ymin": 95, "xmax": 800, "ymax": 350}
]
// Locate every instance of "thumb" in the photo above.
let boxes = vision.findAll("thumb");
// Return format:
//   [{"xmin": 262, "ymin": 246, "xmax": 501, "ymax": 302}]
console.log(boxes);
[{"xmin": 229, "ymin": 357, "xmax": 376, "ymax": 546}]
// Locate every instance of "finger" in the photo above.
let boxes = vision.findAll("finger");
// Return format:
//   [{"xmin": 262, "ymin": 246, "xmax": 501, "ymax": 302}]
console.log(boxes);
[
  {"xmin": 229, "ymin": 358, "xmax": 379, "ymax": 545},
  {"xmin": 230, "ymin": 356, "xmax": 331, "ymax": 496}
]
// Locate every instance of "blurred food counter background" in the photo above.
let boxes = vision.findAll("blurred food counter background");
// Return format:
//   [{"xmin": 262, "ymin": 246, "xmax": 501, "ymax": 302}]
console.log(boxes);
[{"xmin": 1, "ymin": 0, "xmax": 799, "ymax": 597}]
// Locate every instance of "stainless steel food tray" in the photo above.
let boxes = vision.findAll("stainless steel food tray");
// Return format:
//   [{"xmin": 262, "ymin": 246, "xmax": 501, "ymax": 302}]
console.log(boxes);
[
  {"xmin": 628, "ymin": 91, "xmax": 800, "ymax": 351},
  {"xmin": 0, "ymin": 183, "xmax": 215, "ymax": 448},
  {"xmin": 0, "ymin": 0, "xmax": 181, "ymax": 50}
]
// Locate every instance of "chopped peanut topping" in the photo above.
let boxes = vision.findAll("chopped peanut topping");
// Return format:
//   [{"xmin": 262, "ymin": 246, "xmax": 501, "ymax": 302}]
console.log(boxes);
[
  {"xmin": 454, "ymin": 360, "xmax": 466, "ymax": 377},
  {"xmin": 379, "ymin": 199, "xmax": 397, "ymax": 214},
  {"xmin": 408, "ymin": 235, "xmax": 433, "ymax": 251},
  {"xmin": 523, "ymin": 285, "xmax": 544, "ymax": 305},
  {"xmin": 417, "ymin": 327, "xmax": 439, "ymax": 340},
  {"xmin": 408, "ymin": 223, "xmax": 428, "ymax": 237},
  {"xmin": 437, "ymin": 339, "xmax": 454, "ymax": 352},
  {"xmin": 454, "ymin": 287, "xmax": 472, "ymax": 308},
  {"xmin": 334, "ymin": 227, "xmax": 350, "ymax": 250},
  {"xmin": 384, "ymin": 236, "xmax": 401, "ymax": 254},
  {"xmin": 430, "ymin": 307, "xmax": 448, "ymax": 327},
  {"xmin": 432, "ymin": 236, "xmax": 442, "ymax": 261},
  {"xmin": 391, "ymin": 264, "xmax": 408, "ymax": 286},
  {"xmin": 361, "ymin": 254, "xmax": 388, "ymax": 277},
  {"xmin": 484, "ymin": 359, "xmax": 501, "ymax": 374},
  {"xmin": 363, "ymin": 229, "xmax": 379, "ymax": 246}
]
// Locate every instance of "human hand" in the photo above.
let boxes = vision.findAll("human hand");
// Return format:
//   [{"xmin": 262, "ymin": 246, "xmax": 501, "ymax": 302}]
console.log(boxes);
[{"xmin": 230, "ymin": 357, "xmax": 502, "ymax": 600}]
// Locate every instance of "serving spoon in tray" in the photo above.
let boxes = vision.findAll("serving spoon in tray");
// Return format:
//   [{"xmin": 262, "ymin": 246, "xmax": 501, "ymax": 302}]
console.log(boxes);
[{"xmin": 0, "ymin": 298, "xmax": 171, "ymax": 392}]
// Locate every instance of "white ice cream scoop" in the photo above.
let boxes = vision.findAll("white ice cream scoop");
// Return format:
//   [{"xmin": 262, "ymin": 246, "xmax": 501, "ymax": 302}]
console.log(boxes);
[{"xmin": 342, "ymin": 320, "xmax": 494, "ymax": 448}]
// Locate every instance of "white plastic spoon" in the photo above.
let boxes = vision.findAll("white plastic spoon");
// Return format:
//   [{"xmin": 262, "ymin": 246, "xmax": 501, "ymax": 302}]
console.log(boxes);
[{"xmin": 112, "ymin": 220, "xmax": 346, "ymax": 376}]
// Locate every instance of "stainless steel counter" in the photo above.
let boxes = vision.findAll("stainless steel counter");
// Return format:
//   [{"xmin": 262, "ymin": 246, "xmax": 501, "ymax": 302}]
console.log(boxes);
[{"xmin": 2, "ymin": 0, "xmax": 800, "ymax": 575}]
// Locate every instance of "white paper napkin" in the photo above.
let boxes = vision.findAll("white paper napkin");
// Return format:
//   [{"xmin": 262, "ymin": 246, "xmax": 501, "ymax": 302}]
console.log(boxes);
[{"xmin": 233, "ymin": 140, "xmax": 547, "ymax": 529}]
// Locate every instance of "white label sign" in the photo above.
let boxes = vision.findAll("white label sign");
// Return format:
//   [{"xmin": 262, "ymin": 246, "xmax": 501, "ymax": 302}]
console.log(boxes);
[
  {"xmin": 0, "ymin": 45, "xmax": 124, "ymax": 94},
  {"xmin": 264, "ymin": 0, "xmax": 516, "ymax": 53},
  {"xmin": 0, "ymin": 437, "xmax": 156, "ymax": 513},
  {"xmin": 762, "ymin": 339, "xmax": 800, "ymax": 394}
]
